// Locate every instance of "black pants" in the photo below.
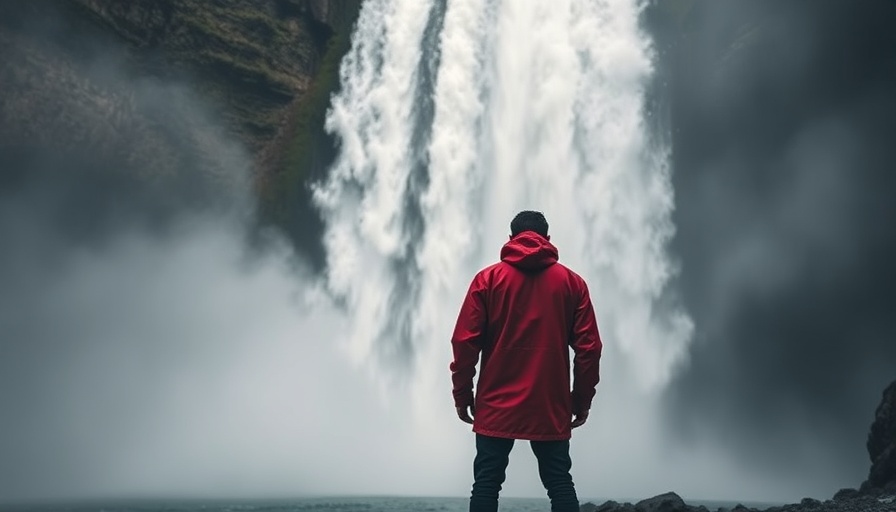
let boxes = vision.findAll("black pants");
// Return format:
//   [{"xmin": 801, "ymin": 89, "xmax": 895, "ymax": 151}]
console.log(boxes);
[{"xmin": 469, "ymin": 433, "xmax": 579, "ymax": 512}]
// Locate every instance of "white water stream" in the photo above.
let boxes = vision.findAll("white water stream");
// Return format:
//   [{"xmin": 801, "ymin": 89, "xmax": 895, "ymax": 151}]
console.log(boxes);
[{"xmin": 316, "ymin": 0, "xmax": 691, "ymax": 405}]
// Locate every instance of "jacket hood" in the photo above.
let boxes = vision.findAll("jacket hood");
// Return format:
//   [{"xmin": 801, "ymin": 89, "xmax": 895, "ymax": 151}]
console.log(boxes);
[{"xmin": 500, "ymin": 231, "xmax": 559, "ymax": 271}]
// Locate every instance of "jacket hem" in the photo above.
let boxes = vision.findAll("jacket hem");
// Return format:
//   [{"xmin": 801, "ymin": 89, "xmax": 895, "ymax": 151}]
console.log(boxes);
[{"xmin": 473, "ymin": 426, "xmax": 571, "ymax": 441}]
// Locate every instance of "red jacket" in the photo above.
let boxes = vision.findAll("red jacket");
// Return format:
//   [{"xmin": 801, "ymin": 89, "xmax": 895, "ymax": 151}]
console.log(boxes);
[{"xmin": 450, "ymin": 231, "xmax": 602, "ymax": 441}]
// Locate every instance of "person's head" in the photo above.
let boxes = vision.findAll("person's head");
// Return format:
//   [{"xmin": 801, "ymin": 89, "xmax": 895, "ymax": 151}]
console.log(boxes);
[{"xmin": 510, "ymin": 210, "xmax": 549, "ymax": 239}]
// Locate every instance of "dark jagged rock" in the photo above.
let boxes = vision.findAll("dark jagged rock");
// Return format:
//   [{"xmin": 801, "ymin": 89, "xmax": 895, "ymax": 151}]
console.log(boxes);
[
  {"xmin": 579, "ymin": 500, "xmax": 637, "ymax": 512},
  {"xmin": 863, "ymin": 380, "xmax": 896, "ymax": 491},
  {"xmin": 580, "ymin": 499, "xmax": 636, "ymax": 512},
  {"xmin": 590, "ymin": 500, "xmax": 624, "ymax": 512},
  {"xmin": 635, "ymin": 492, "xmax": 689, "ymax": 512},
  {"xmin": 831, "ymin": 488, "xmax": 859, "ymax": 501},
  {"xmin": 580, "ymin": 493, "xmax": 701, "ymax": 512}
]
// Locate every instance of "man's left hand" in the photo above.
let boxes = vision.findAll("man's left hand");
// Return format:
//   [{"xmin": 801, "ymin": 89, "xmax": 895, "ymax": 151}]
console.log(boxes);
[{"xmin": 456, "ymin": 405, "xmax": 475, "ymax": 424}]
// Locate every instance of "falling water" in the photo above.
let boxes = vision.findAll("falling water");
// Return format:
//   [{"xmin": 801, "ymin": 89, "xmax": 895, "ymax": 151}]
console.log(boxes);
[
  {"xmin": 313, "ymin": 4, "xmax": 697, "ymax": 491},
  {"xmin": 315, "ymin": 0, "xmax": 692, "ymax": 393}
]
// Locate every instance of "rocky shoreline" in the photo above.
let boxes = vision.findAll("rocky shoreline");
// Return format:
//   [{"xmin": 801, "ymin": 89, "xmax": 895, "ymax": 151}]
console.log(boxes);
[
  {"xmin": 581, "ymin": 381, "xmax": 896, "ymax": 512},
  {"xmin": 581, "ymin": 488, "xmax": 896, "ymax": 512}
]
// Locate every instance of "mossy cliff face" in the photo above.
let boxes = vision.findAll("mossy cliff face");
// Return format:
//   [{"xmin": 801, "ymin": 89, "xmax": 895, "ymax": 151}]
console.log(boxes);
[
  {"xmin": 71, "ymin": 0, "xmax": 353, "ymax": 159},
  {"xmin": 0, "ymin": 0, "xmax": 359, "ymax": 232}
]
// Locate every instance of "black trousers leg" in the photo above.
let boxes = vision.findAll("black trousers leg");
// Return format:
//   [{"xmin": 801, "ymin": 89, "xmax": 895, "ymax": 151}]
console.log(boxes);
[
  {"xmin": 470, "ymin": 434, "xmax": 514, "ymax": 512},
  {"xmin": 530, "ymin": 440, "xmax": 579, "ymax": 512}
]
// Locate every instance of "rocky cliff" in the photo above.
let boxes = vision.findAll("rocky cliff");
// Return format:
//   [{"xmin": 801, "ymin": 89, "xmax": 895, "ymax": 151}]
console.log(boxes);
[
  {"xmin": 0, "ymin": 0, "xmax": 359, "ymax": 245},
  {"xmin": 864, "ymin": 381, "xmax": 896, "ymax": 492}
]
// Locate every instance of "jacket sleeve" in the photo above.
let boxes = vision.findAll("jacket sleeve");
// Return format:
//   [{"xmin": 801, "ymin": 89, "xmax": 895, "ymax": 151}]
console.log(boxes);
[
  {"xmin": 450, "ymin": 272, "xmax": 488, "ymax": 408},
  {"xmin": 570, "ymin": 279, "xmax": 602, "ymax": 415}
]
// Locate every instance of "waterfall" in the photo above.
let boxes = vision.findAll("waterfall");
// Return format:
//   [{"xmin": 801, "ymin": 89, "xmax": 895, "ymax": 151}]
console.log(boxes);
[{"xmin": 314, "ymin": 0, "xmax": 692, "ymax": 395}]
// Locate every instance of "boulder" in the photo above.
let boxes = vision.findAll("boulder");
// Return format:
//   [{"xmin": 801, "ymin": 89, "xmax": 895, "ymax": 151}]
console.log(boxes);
[{"xmin": 635, "ymin": 492, "xmax": 689, "ymax": 512}]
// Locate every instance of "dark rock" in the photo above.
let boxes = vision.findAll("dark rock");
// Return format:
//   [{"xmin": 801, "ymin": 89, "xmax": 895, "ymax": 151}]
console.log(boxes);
[
  {"xmin": 604, "ymin": 501, "xmax": 641, "ymax": 512},
  {"xmin": 308, "ymin": 0, "xmax": 330, "ymax": 25},
  {"xmin": 307, "ymin": 0, "xmax": 350, "ymax": 29},
  {"xmin": 580, "ymin": 501, "xmax": 638, "ymax": 512},
  {"xmin": 594, "ymin": 500, "xmax": 620, "ymax": 512},
  {"xmin": 864, "ymin": 380, "xmax": 896, "ymax": 490},
  {"xmin": 635, "ymin": 492, "xmax": 689, "ymax": 512},
  {"xmin": 832, "ymin": 488, "xmax": 859, "ymax": 501},
  {"xmin": 799, "ymin": 497, "xmax": 821, "ymax": 507}
]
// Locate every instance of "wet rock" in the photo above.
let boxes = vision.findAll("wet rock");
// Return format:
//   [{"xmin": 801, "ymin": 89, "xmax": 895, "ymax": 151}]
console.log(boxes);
[
  {"xmin": 863, "ymin": 380, "xmax": 896, "ymax": 490},
  {"xmin": 580, "ymin": 500, "xmax": 639, "ymax": 512},
  {"xmin": 581, "ymin": 500, "xmax": 638, "ymax": 512},
  {"xmin": 594, "ymin": 500, "xmax": 622, "ymax": 512},
  {"xmin": 832, "ymin": 488, "xmax": 859, "ymax": 501},
  {"xmin": 635, "ymin": 492, "xmax": 689, "ymax": 512}
]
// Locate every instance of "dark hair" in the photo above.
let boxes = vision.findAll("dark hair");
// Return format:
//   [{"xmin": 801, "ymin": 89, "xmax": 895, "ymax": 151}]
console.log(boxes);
[{"xmin": 510, "ymin": 210, "xmax": 549, "ymax": 237}]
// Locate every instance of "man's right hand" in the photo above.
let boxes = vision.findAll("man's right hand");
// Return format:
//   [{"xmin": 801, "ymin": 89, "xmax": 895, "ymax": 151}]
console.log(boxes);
[
  {"xmin": 456, "ymin": 405, "xmax": 475, "ymax": 424},
  {"xmin": 571, "ymin": 410, "xmax": 589, "ymax": 429}
]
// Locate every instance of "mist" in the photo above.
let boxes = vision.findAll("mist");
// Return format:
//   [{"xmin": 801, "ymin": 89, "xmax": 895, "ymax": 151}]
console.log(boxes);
[
  {"xmin": 0, "ymin": 2, "xmax": 478, "ymax": 502},
  {"xmin": 0, "ymin": 62, "xmax": 464, "ymax": 505}
]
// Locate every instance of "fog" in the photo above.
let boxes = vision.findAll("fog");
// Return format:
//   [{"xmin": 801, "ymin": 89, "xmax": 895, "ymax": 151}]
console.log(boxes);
[{"xmin": 0, "ymin": 79, "xmax": 467, "ymax": 502}]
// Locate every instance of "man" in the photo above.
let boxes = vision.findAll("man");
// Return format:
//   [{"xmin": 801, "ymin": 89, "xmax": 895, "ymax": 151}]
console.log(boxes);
[{"xmin": 450, "ymin": 210, "xmax": 603, "ymax": 512}]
